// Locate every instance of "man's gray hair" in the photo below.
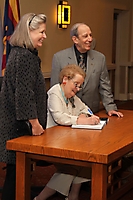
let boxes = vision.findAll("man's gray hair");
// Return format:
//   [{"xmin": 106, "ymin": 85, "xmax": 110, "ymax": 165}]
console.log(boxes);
[{"xmin": 70, "ymin": 23, "xmax": 86, "ymax": 38}]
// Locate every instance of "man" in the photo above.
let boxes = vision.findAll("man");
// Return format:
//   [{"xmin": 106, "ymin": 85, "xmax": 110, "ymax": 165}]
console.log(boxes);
[{"xmin": 50, "ymin": 23, "xmax": 123, "ymax": 117}]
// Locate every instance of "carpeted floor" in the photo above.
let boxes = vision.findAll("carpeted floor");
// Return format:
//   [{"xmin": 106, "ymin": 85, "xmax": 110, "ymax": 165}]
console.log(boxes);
[{"xmin": 0, "ymin": 100, "xmax": 133, "ymax": 200}]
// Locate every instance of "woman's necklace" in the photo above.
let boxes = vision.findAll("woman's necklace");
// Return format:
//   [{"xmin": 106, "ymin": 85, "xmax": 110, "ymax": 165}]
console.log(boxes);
[{"xmin": 60, "ymin": 85, "xmax": 68, "ymax": 105}]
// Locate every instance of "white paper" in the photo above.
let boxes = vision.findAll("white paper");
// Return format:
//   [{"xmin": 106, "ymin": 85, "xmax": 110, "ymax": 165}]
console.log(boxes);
[{"xmin": 71, "ymin": 120, "xmax": 106, "ymax": 130}]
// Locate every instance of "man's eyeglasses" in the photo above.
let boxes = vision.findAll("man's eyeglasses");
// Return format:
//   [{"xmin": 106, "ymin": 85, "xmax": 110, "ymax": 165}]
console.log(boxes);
[{"xmin": 71, "ymin": 80, "xmax": 83, "ymax": 90}]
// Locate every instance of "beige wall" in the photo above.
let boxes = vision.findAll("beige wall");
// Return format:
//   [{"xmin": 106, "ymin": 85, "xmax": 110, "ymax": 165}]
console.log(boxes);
[{"xmin": 0, "ymin": 0, "xmax": 132, "ymax": 73}]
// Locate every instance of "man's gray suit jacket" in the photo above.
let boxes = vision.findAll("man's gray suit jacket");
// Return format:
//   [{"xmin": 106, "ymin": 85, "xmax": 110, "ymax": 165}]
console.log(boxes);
[{"xmin": 51, "ymin": 46, "xmax": 117, "ymax": 113}]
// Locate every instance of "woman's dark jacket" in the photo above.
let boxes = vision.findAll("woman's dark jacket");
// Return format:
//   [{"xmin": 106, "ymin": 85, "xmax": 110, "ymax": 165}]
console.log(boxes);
[{"xmin": 0, "ymin": 46, "xmax": 47, "ymax": 164}]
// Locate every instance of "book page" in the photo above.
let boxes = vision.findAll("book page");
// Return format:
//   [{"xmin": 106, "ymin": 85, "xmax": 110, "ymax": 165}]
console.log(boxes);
[{"xmin": 71, "ymin": 120, "xmax": 106, "ymax": 130}]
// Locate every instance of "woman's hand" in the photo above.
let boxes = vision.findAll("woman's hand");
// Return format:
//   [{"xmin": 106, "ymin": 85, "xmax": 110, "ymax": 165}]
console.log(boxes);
[
  {"xmin": 87, "ymin": 115, "xmax": 100, "ymax": 125},
  {"xmin": 29, "ymin": 119, "xmax": 45, "ymax": 136},
  {"xmin": 77, "ymin": 114, "xmax": 100, "ymax": 125}
]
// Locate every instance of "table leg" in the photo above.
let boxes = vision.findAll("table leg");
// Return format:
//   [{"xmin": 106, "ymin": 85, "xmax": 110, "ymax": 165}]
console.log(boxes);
[
  {"xmin": 16, "ymin": 152, "xmax": 31, "ymax": 200},
  {"xmin": 91, "ymin": 163, "xmax": 107, "ymax": 200}
]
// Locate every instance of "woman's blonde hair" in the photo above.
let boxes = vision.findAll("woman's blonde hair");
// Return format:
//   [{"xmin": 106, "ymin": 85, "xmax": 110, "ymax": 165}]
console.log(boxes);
[
  {"xmin": 10, "ymin": 13, "xmax": 47, "ymax": 50},
  {"xmin": 59, "ymin": 64, "xmax": 86, "ymax": 83}
]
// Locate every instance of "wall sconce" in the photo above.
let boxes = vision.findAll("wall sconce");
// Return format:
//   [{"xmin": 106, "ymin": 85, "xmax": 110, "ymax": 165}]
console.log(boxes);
[{"xmin": 57, "ymin": 1, "xmax": 71, "ymax": 29}]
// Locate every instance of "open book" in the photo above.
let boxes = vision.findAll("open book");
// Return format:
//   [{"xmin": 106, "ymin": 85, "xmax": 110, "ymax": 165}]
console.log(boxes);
[{"xmin": 71, "ymin": 120, "xmax": 106, "ymax": 130}]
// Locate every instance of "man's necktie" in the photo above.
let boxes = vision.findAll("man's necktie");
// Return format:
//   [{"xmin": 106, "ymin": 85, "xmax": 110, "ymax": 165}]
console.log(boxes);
[{"xmin": 79, "ymin": 55, "xmax": 86, "ymax": 72}]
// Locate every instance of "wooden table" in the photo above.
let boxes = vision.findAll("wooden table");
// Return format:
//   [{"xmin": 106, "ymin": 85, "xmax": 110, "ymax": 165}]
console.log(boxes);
[{"xmin": 6, "ymin": 110, "xmax": 133, "ymax": 200}]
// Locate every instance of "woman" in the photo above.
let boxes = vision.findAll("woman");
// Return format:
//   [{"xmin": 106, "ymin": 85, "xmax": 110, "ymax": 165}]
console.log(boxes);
[
  {"xmin": 34, "ymin": 64, "xmax": 100, "ymax": 200},
  {"xmin": 0, "ymin": 13, "xmax": 47, "ymax": 200}
]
